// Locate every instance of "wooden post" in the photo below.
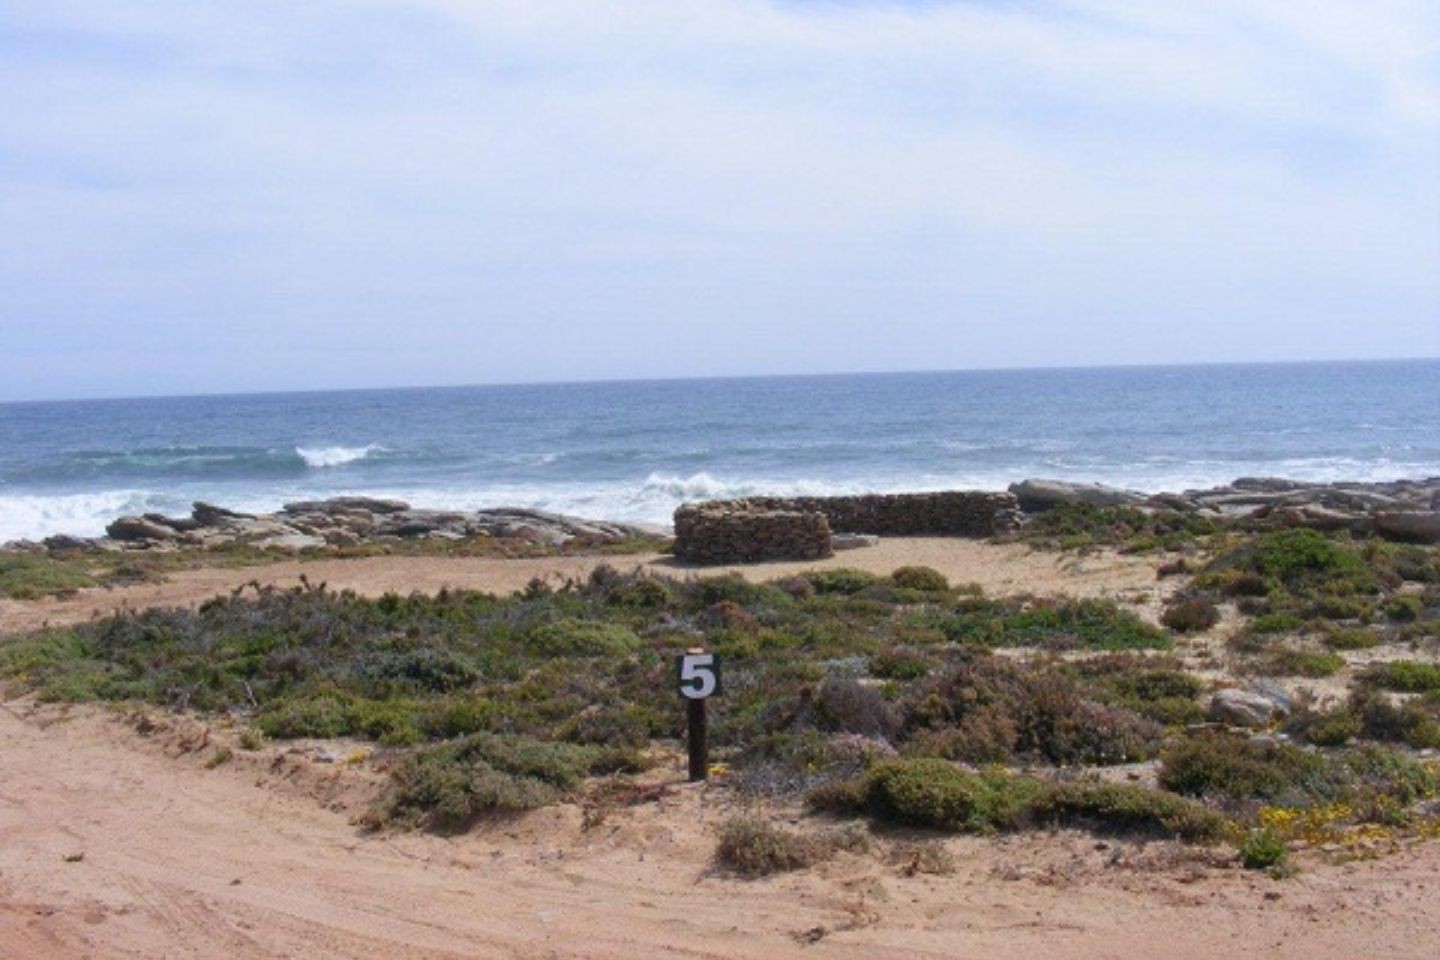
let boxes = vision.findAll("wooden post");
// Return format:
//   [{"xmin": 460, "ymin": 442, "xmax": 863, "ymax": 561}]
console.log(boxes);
[
  {"xmin": 687, "ymin": 695, "xmax": 708, "ymax": 782},
  {"xmin": 676, "ymin": 648, "xmax": 719, "ymax": 783}
]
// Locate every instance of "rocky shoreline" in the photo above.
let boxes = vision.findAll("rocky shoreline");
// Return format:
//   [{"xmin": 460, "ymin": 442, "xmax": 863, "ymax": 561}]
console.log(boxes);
[
  {"xmin": 1007, "ymin": 476, "xmax": 1440, "ymax": 542},
  {"xmin": 4, "ymin": 475, "xmax": 1438, "ymax": 556},
  {"xmin": 8, "ymin": 498, "xmax": 664, "ymax": 554}
]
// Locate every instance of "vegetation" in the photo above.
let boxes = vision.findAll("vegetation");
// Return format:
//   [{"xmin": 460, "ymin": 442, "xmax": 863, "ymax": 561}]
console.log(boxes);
[
  {"xmin": 938, "ymin": 596, "xmax": 1170, "ymax": 652},
  {"xmin": 1160, "ymin": 596, "xmax": 1220, "ymax": 633},
  {"xmin": 811, "ymin": 758, "xmax": 1224, "ymax": 842},
  {"xmin": 1364, "ymin": 661, "xmax": 1440, "ymax": 694},
  {"xmin": 1017, "ymin": 503, "xmax": 1220, "ymax": 552},
  {"xmin": 5, "ymin": 526, "xmax": 1439, "ymax": 869},
  {"xmin": 0, "ymin": 554, "xmax": 101, "ymax": 600},
  {"xmin": 715, "ymin": 815, "xmax": 869, "ymax": 876}
]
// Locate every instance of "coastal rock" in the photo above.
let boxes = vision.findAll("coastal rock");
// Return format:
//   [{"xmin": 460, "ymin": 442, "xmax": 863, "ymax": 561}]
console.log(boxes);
[
  {"xmin": 250, "ymin": 532, "xmax": 327, "ymax": 550},
  {"xmin": 192, "ymin": 502, "xmax": 257, "ymax": 526},
  {"xmin": 281, "ymin": 497, "xmax": 411, "ymax": 516},
  {"xmin": 143, "ymin": 512, "xmax": 202, "ymax": 533},
  {"xmin": 1009, "ymin": 479, "xmax": 1145, "ymax": 512},
  {"xmin": 106, "ymin": 516, "xmax": 179, "ymax": 543},
  {"xmin": 832, "ymin": 533, "xmax": 880, "ymax": 551},
  {"xmin": 1374, "ymin": 511, "xmax": 1440, "ymax": 544},
  {"xmin": 43, "ymin": 534, "xmax": 94, "ymax": 552},
  {"xmin": 1209, "ymin": 689, "xmax": 1290, "ymax": 728}
]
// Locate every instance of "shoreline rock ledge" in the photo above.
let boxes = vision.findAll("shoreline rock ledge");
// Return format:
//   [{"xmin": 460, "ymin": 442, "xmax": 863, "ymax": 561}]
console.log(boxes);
[{"xmin": 6, "ymin": 498, "xmax": 665, "ymax": 553}]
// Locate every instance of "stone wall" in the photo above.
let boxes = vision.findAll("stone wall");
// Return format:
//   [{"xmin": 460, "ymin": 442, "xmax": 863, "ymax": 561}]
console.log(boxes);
[
  {"xmin": 672, "ymin": 504, "xmax": 833, "ymax": 564},
  {"xmin": 672, "ymin": 491, "xmax": 1021, "ymax": 565},
  {"xmin": 745, "ymin": 491, "xmax": 1021, "ymax": 537}
]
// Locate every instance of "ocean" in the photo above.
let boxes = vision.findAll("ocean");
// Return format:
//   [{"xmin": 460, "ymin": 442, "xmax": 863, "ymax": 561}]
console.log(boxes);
[{"xmin": 0, "ymin": 360, "xmax": 1436, "ymax": 543}]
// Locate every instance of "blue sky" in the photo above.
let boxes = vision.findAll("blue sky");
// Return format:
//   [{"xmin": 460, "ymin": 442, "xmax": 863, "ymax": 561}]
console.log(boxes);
[{"xmin": 1, "ymin": 0, "xmax": 1437, "ymax": 401}]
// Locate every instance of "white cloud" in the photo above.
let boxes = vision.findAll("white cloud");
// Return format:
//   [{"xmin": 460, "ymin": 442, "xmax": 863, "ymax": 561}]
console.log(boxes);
[{"xmin": 0, "ymin": 0, "xmax": 1436, "ymax": 399}]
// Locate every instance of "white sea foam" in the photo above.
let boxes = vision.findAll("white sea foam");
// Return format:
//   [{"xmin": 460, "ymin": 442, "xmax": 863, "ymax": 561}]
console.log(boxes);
[
  {"xmin": 4, "ymin": 458, "xmax": 1437, "ymax": 544},
  {"xmin": 294, "ymin": 445, "xmax": 385, "ymax": 468},
  {"xmin": 0, "ymin": 490, "xmax": 165, "ymax": 544}
]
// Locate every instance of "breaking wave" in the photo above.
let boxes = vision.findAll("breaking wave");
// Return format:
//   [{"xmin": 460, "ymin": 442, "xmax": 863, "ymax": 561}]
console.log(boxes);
[{"xmin": 295, "ymin": 445, "xmax": 386, "ymax": 469}]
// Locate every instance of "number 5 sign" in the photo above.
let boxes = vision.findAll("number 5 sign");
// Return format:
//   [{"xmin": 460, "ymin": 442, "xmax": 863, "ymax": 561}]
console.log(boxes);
[
  {"xmin": 676, "ymin": 651, "xmax": 721, "ymax": 699},
  {"xmin": 676, "ymin": 649, "xmax": 720, "ymax": 781}
]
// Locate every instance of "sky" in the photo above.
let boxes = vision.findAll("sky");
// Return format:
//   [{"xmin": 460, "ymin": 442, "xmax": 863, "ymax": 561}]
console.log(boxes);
[{"xmin": 1, "ymin": 0, "xmax": 1437, "ymax": 402}]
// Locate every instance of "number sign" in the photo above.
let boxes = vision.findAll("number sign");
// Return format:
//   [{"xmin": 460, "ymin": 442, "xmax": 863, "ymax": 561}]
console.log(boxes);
[{"xmin": 676, "ymin": 652, "xmax": 721, "ymax": 699}]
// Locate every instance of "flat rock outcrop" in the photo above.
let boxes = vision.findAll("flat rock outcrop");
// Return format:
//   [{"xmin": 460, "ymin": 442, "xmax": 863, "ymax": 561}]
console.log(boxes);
[
  {"xmin": 1009, "ymin": 475, "xmax": 1440, "ymax": 542},
  {"xmin": 20, "ymin": 499, "xmax": 661, "ymax": 553}
]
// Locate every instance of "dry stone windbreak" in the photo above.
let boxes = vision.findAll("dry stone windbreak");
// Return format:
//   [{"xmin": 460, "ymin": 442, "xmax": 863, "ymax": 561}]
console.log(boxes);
[{"xmin": 673, "ymin": 491, "xmax": 1022, "ymax": 565}]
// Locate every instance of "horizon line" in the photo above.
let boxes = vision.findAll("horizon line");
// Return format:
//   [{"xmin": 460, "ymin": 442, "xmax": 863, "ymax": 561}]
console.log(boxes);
[{"xmin": 2, "ymin": 355, "xmax": 1436, "ymax": 407}]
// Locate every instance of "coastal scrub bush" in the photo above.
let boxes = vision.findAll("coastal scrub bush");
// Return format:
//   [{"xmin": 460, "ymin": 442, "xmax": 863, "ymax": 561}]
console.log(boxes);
[
  {"xmin": 805, "ymin": 568, "xmax": 881, "ymax": 596},
  {"xmin": 1285, "ymin": 707, "xmax": 1364, "ymax": 747},
  {"xmin": 1161, "ymin": 596, "xmax": 1221, "ymax": 633},
  {"xmin": 1247, "ymin": 647, "xmax": 1345, "ymax": 679},
  {"xmin": 869, "ymin": 647, "xmax": 932, "ymax": 681},
  {"xmin": 1018, "ymin": 503, "xmax": 1219, "ymax": 552},
  {"xmin": 856, "ymin": 759, "xmax": 1045, "ymax": 832},
  {"xmin": 1323, "ymin": 627, "xmax": 1380, "ymax": 651},
  {"xmin": 1347, "ymin": 689, "xmax": 1440, "ymax": 749},
  {"xmin": 810, "ymin": 678, "xmax": 903, "ymax": 739},
  {"xmin": 1249, "ymin": 612, "xmax": 1304, "ymax": 635},
  {"xmin": 890, "ymin": 566, "xmax": 949, "ymax": 593},
  {"xmin": 1159, "ymin": 736, "xmax": 1328, "ymax": 802},
  {"xmin": 1384, "ymin": 596, "xmax": 1423, "ymax": 622},
  {"xmin": 1035, "ymin": 782, "xmax": 1226, "ymax": 842},
  {"xmin": 1067, "ymin": 656, "xmax": 1205, "ymax": 726},
  {"xmin": 812, "ymin": 759, "xmax": 1223, "ymax": 842},
  {"xmin": 526, "ymin": 619, "xmax": 642, "ymax": 657},
  {"xmin": 0, "ymin": 554, "xmax": 97, "ymax": 600},
  {"xmin": 1364, "ymin": 661, "xmax": 1440, "ymax": 693},
  {"xmin": 367, "ymin": 733, "xmax": 596, "ymax": 831},
  {"xmin": 714, "ymin": 815, "xmax": 868, "ymax": 876},
  {"xmin": 1239, "ymin": 828, "xmax": 1289, "ymax": 870},
  {"xmin": 1248, "ymin": 530, "xmax": 1378, "ymax": 592},
  {"xmin": 904, "ymin": 655, "xmax": 1163, "ymax": 764},
  {"xmin": 941, "ymin": 597, "xmax": 1169, "ymax": 652}
]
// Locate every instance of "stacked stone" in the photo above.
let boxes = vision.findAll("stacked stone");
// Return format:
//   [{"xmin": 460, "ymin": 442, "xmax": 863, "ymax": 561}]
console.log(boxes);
[
  {"xmin": 672, "ymin": 502, "xmax": 833, "ymax": 564},
  {"xmin": 739, "ymin": 491, "xmax": 1022, "ymax": 537}
]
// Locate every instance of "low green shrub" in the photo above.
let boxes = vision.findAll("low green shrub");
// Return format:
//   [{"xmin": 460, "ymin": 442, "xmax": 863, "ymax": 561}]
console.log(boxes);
[
  {"xmin": 526, "ymin": 619, "xmax": 642, "ymax": 657},
  {"xmin": 1286, "ymin": 708, "xmax": 1363, "ymax": 747},
  {"xmin": 890, "ymin": 566, "xmax": 950, "ymax": 593},
  {"xmin": 715, "ymin": 815, "xmax": 869, "ymax": 876},
  {"xmin": 904, "ymin": 655, "xmax": 1163, "ymax": 764},
  {"xmin": 1250, "ymin": 647, "xmax": 1345, "ymax": 679},
  {"xmin": 1323, "ymin": 628, "xmax": 1380, "ymax": 651},
  {"xmin": 1159, "ymin": 736, "xmax": 1328, "ymax": 801},
  {"xmin": 942, "ymin": 598, "xmax": 1169, "ymax": 652},
  {"xmin": 1037, "ymin": 782, "xmax": 1226, "ymax": 842},
  {"xmin": 367, "ymin": 733, "xmax": 596, "ymax": 831},
  {"xmin": 812, "ymin": 759, "xmax": 1223, "ymax": 842},
  {"xmin": 1239, "ymin": 827, "xmax": 1288, "ymax": 870},
  {"xmin": 1384, "ymin": 596, "xmax": 1423, "ymax": 623},
  {"xmin": 1249, "ymin": 612, "xmax": 1303, "ymax": 635},
  {"xmin": 1161, "ymin": 596, "xmax": 1221, "ymax": 633},
  {"xmin": 856, "ymin": 759, "xmax": 1046, "ymax": 832},
  {"xmin": 806, "ymin": 568, "xmax": 882, "ymax": 595},
  {"xmin": 0, "ymin": 555, "xmax": 97, "ymax": 600},
  {"xmin": 1364, "ymin": 661, "xmax": 1440, "ymax": 693}
]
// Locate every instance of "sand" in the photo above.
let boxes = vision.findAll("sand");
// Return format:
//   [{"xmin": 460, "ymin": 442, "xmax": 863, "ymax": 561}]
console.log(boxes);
[
  {"xmin": 3, "ymin": 700, "xmax": 1439, "ymax": 960},
  {"xmin": 0, "ymin": 538, "xmax": 1163, "ymax": 636}
]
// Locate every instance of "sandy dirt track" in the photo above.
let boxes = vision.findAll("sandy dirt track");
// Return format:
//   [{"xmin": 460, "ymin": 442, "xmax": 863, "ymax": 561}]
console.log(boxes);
[
  {"xmin": 3, "ymin": 702, "xmax": 1440, "ymax": 960},
  {"xmin": 0, "ymin": 538, "xmax": 1161, "ymax": 636}
]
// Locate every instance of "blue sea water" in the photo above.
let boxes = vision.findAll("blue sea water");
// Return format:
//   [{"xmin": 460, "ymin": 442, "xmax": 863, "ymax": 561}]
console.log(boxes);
[{"xmin": 0, "ymin": 360, "xmax": 1436, "ymax": 543}]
